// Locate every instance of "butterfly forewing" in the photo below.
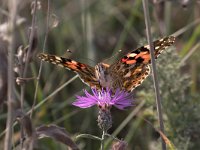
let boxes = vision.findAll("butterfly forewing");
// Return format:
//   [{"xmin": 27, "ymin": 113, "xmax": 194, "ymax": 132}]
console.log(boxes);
[
  {"xmin": 109, "ymin": 36, "xmax": 175, "ymax": 91},
  {"xmin": 121, "ymin": 36, "xmax": 175, "ymax": 65},
  {"xmin": 38, "ymin": 53, "xmax": 101, "ymax": 89},
  {"xmin": 38, "ymin": 36, "xmax": 175, "ymax": 92}
]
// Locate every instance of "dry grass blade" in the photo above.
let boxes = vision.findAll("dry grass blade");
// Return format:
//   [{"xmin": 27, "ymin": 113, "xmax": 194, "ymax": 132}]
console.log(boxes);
[
  {"xmin": 4, "ymin": 0, "xmax": 17, "ymax": 149},
  {"xmin": 157, "ymin": 130, "xmax": 176, "ymax": 150},
  {"xmin": 75, "ymin": 134, "xmax": 101, "ymax": 141},
  {"xmin": 172, "ymin": 18, "xmax": 200, "ymax": 38},
  {"xmin": 36, "ymin": 124, "xmax": 79, "ymax": 150},
  {"xmin": 28, "ymin": 74, "xmax": 79, "ymax": 115},
  {"xmin": 0, "ymin": 39, "xmax": 7, "ymax": 106},
  {"xmin": 30, "ymin": 0, "xmax": 50, "ymax": 118},
  {"xmin": 179, "ymin": 42, "xmax": 200, "ymax": 66},
  {"xmin": 22, "ymin": 0, "xmax": 38, "ymax": 78},
  {"xmin": 0, "ymin": 75, "xmax": 79, "ymax": 139},
  {"xmin": 18, "ymin": 1, "xmax": 38, "ymax": 149},
  {"xmin": 142, "ymin": 118, "xmax": 177, "ymax": 150},
  {"xmin": 153, "ymin": 1, "xmax": 165, "ymax": 35}
]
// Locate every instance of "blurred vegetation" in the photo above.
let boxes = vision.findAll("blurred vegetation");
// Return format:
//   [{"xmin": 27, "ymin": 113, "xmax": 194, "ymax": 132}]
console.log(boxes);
[{"xmin": 0, "ymin": 0, "xmax": 200, "ymax": 149}]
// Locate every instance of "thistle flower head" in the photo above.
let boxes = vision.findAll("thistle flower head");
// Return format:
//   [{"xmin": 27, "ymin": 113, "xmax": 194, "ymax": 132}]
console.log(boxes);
[
  {"xmin": 72, "ymin": 88, "xmax": 133, "ymax": 110},
  {"xmin": 73, "ymin": 88, "xmax": 134, "ymax": 132}
]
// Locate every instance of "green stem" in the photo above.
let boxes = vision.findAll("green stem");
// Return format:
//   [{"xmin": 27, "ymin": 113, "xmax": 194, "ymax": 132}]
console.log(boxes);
[
  {"xmin": 76, "ymin": 134, "xmax": 101, "ymax": 141},
  {"xmin": 105, "ymin": 133, "xmax": 120, "ymax": 141},
  {"xmin": 100, "ymin": 130, "xmax": 105, "ymax": 150}
]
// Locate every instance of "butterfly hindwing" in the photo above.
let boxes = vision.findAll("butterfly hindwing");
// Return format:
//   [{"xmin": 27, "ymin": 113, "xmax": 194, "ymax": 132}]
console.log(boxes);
[{"xmin": 38, "ymin": 36, "xmax": 175, "ymax": 92}]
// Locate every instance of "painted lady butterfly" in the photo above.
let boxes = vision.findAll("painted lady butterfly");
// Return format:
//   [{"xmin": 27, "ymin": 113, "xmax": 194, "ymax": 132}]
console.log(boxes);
[{"xmin": 38, "ymin": 36, "xmax": 175, "ymax": 92}]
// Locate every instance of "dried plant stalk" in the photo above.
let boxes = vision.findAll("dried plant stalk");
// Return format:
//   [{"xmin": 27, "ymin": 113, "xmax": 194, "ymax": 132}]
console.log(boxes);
[
  {"xmin": 4, "ymin": 0, "xmax": 18, "ymax": 150},
  {"xmin": 0, "ymin": 40, "xmax": 8, "ymax": 106},
  {"xmin": 142, "ymin": 0, "xmax": 166, "ymax": 150},
  {"xmin": 30, "ymin": 0, "xmax": 50, "ymax": 118}
]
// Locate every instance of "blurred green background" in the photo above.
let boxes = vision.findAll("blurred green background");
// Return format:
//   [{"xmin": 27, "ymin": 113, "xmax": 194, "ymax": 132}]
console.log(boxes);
[{"xmin": 1, "ymin": 0, "xmax": 200, "ymax": 149}]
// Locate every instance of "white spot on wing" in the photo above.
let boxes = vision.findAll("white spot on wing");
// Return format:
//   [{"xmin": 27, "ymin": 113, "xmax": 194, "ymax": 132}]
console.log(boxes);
[
  {"xmin": 55, "ymin": 56, "xmax": 62, "ymax": 61},
  {"xmin": 128, "ymin": 53, "xmax": 137, "ymax": 57},
  {"xmin": 144, "ymin": 45, "xmax": 150, "ymax": 49},
  {"xmin": 159, "ymin": 38, "xmax": 164, "ymax": 42},
  {"xmin": 124, "ymin": 71, "xmax": 131, "ymax": 78}
]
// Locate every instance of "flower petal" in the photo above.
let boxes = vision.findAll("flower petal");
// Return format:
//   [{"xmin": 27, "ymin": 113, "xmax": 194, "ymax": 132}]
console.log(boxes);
[
  {"xmin": 73, "ymin": 88, "xmax": 134, "ymax": 110},
  {"xmin": 72, "ymin": 95, "xmax": 98, "ymax": 108}
]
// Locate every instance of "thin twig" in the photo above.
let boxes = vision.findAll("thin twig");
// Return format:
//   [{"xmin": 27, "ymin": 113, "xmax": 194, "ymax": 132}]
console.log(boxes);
[
  {"xmin": 179, "ymin": 42, "xmax": 200, "ymax": 67},
  {"xmin": 28, "ymin": 75, "xmax": 78, "ymax": 115},
  {"xmin": 104, "ymin": 133, "xmax": 120, "ymax": 142},
  {"xmin": 0, "ymin": 75, "xmax": 79, "ymax": 139},
  {"xmin": 19, "ymin": 1, "xmax": 38, "ymax": 149},
  {"xmin": 76, "ymin": 134, "xmax": 102, "ymax": 141},
  {"xmin": 142, "ymin": 0, "xmax": 166, "ymax": 150},
  {"xmin": 21, "ymin": 0, "xmax": 38, "ymax": 109},
  {"xmin": 172, "ymin": 18, "xmax": 200, "ymax": 38},
  {"xmin": 100, "ymin": 130, "xmax": 105, "ymax": 150},
  {"xmin": 30, "ymin": 0, "xmax": 50, "ymax": 118},
  {"xmin": 4, "ymin": 0, "xmax": 17, "ymax": 150}
]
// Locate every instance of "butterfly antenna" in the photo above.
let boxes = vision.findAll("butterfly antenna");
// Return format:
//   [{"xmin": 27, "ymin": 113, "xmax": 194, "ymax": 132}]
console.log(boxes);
[
  {"xmin": 80, "ymin": 57, "xmax": 97, "ymax": 66},
  {"xmin": 102, "ymin": 49, "xmax": 122, "ymax": 63},
  {"xmin": 63, "ymin": 49, "xmax": 97, "ymax": 65}
]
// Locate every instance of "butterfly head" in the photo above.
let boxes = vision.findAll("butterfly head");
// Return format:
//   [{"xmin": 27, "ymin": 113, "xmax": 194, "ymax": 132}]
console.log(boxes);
[{"xmin": 95, "ymin": 63, "xmax": 112, "ymax": 89}]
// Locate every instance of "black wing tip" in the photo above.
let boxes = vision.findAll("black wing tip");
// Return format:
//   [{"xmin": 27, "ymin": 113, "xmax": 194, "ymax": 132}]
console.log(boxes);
[
  {"xmin": 37, "ymin": 53, "xmax": 45, "ymax": 59},
  {"xmin": 166, "ymin": 36, "xmax": 175, "ymax": 43}
]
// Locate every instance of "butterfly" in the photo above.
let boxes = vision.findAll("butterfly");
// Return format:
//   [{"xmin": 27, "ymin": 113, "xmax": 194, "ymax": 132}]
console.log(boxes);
[{"xmin": 38, "ymin": 36, "xmax": 175, "ymax": 92}]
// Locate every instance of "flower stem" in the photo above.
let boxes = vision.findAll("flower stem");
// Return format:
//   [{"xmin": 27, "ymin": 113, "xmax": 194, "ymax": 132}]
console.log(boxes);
[
  {"xmin": 75, "ymin": 134, "xmax": 101, "ymax": 141},
  {"xmin": 100, "ymin": 130, "xmax": 105, "ymax": 150}
]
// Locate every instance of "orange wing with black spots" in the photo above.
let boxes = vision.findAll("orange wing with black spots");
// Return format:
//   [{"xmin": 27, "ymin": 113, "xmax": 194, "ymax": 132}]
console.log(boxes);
[
  {"xmin": 109, "ymin": 36, "xmax": 175, "ymax": 91},
  {"xmin": 38, "ymin": 53, "xmax": 100, "ymax": 89},
  {"xmin": 121, "ymin": 36, "xmax": 175, "ymax": 65},
  {"xmin": 38, "ymin": 36, "xmax": 175, "ymax": 92}
]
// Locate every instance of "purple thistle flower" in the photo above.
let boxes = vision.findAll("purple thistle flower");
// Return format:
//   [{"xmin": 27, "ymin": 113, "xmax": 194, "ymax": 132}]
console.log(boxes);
[{"xmin": 73, "ymin": 88, "xmax": 133, "ymax": 110}]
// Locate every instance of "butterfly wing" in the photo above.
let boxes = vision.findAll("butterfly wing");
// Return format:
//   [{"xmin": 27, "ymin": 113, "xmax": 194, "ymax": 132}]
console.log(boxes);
[
  {"xmin": 109, "ymin": 36, "xmax": 175, "ymax": 92},
  {"xmin": 38, "ymin": 53, "xmax": 101, "ymax": 89}
]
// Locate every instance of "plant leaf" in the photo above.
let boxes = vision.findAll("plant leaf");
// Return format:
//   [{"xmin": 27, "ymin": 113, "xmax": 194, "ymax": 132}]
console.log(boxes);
[
  {"xmin": 36, "ymin": 124, "xmax": 79, "ymax": 150},
  {"xmin": 157, "ymin": 130, "xmax": 176, "ymax": 150}
]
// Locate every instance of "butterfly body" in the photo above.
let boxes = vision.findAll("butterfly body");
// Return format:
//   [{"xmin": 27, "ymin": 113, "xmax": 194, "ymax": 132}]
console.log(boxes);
[{"xmin": 38, "ymin": 36, "xmax": 175, "ymax": 92}]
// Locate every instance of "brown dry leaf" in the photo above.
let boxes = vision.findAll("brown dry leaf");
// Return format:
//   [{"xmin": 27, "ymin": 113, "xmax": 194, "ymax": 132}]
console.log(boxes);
[
  {"xmin": 15, "ymin": 109, "xmax": 36, "ymax": 150},
  {"xmin": 50, "ymin": 14, "xmax": 59, "ymax": 29},
  {"xmin": 14, "ymin": 29, "xmax": 38, "ymax": 75},
  {"xmin": 36, "ymin": 124, "xmax": 79, "ymax": 150},
  {"xmin": 0, "ymin": 17, "xmax": 25, "ymax": 42},
  {"xmin": 157, "ymin": 130, "xmax": 176, "ymax": 150},
  {"xmin": 31, "ymin": 1, "xmax": 41, "ymax": 15},
  {"xmin": 112, "ymin": 140, "xmax": 128, "ymax": 150},
  {"xmin": 15, "ymin": 109, "xmax": 34, "ymax": 138}
]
